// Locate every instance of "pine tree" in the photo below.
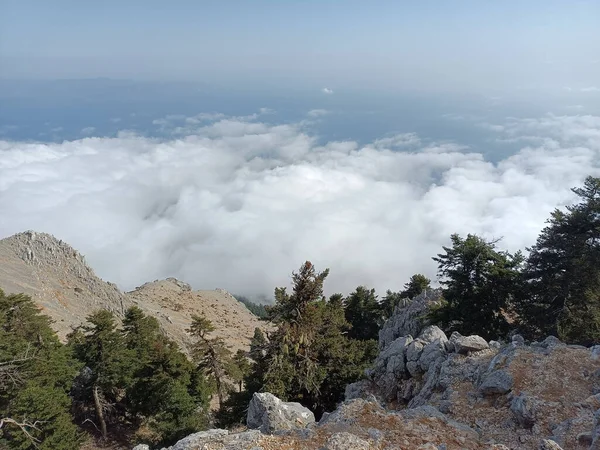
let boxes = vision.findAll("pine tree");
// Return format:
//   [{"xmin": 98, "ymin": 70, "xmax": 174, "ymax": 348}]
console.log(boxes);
[
  {"xmin": 343, "ymin": 286, "xmax": 381, "ymax": 341},
  {"xmin": 0, "ymin": 290, "xmax": 82, "ymax": 450},
  {"xmin": 429, "ymin": 234, "xmax": 523, "ymax": 340},
  {"xmin": 520, "ymin": 176, "xmax": 600, "ymax": 344},
  {"xmin": 69, "ymin": 310, "xmax": 135, "ymax": 440},
  {"xmin": 188, "ymin": 314, "xmax": 236, "ymax": 409}
]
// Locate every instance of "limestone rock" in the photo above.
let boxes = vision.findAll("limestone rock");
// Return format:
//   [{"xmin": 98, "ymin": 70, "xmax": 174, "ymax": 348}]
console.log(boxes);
[
  {"xmin": 323, "ymin": 432, "xmax": 370, "ymax": 450},
  {"xmin": 378, "ymin": 289, "xmax": 442, "ymax": 350},
  {"xmin": 247, "ymin": 392, "xmax": 315, "ymax": 434},
  {"xmin": 451, "ymin": 332, "xmax": 489, "ymax": 354},
  {"xmin": 511, "ymin": 393, "xmax": 536, "ymax": 428},
  {"xmin": 479, "ymin": 370, "xmax": 513, "ymax": 395},
  {"xmin": 539, "ymin": 439, "xmax": 564, "ymax": 450}
]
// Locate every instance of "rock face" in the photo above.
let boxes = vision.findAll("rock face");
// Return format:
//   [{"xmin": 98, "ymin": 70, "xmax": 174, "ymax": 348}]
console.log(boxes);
[
  {"xmin": 0, "ymin": 231, "xmax": 268, "ymax": 353},
  {"xmin": 246, "ymin": 392, "xmax": 315, "ymax": 433},
  {"xmin": 378, "ymin": 289, "xmax": 443, "ymax": 350}
]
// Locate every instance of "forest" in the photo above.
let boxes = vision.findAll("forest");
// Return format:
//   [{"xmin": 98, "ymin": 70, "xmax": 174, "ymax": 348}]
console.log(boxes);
[{"xmin": 2, "ymin": 176, "xmax": 600, "ymax": 449}]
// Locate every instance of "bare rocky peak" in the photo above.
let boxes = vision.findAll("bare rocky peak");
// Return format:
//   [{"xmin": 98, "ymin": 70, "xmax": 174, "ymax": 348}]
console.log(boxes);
[{"xmin": 0, "ymin": 231, "xmax": 267, "ymax": 353}]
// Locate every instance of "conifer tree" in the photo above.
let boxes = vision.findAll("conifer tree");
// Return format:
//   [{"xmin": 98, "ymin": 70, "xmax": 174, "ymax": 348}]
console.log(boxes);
[
  {"xmin": 430, "ymin": 234, "xmax": 523, "ymax": 340},
  {"xmin": 520, "ymin": 176, "xmax": 600, "ymax": 344}
]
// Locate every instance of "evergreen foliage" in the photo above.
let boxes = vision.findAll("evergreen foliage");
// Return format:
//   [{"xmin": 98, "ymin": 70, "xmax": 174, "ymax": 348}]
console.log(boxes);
[
  {"xmin": 0, "ymin": 289, "xmax": 82, "ymax": 450},
  {"xmin": 429, "ymin": 234, "xmax": 524, "ymax": 340},
  {"xmin": 234, "ymin": 296, "xmax": 269, "ymax": 319},
  {"xmin": 344, "ymin": 286, "xmax": 381, "ymax": 341},
  {"xmin": 519, "ymin": 176, "xmax": 600, "ymax": 344}
]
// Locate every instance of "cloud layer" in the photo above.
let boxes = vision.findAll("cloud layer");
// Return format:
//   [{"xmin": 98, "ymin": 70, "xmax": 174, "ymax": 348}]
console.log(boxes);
[{"xmin": 1, "ymin": 113, "xmax": 600, "ymax": 299}]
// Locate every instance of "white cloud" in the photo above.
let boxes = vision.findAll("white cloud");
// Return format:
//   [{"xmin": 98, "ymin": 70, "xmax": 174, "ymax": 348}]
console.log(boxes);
[
  {"xmin": 307, "ymin": 109, "xmax": 330, "ymax": 118},
  {"xmin": 81, "ymin": 127, "xmax": 96, "ymax": 136},
  {"xmin": 1, "ymin": 113, "xmax": 600, "ymax": 299},
  {"xmin": 581, "ymin": 86, "xmax": 600, "ymax": 93},
  {"xmin": 322, "ymin": 87, "xmax": 334, "ymax": 95}
]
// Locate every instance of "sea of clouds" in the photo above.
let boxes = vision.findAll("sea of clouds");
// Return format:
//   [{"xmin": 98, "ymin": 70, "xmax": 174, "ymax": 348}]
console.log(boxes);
[{"xmin": 1, "ymin": 112, "xmax": 600, "ymax": 299}]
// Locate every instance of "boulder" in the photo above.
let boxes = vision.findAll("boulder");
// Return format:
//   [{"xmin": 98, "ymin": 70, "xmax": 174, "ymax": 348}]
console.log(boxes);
[
  {"xmin": 419, "ymin": 338, "xmax": 448, "ymax": 373},
  {"xmin": 247, "ymin": 392, "xmax": 315, "ymax": 434},
  {"xmin": 165, "ymin": 429, "xmax": 229, "ymax": 450},
  {"xmin": 418, "ymin": 325, "xmax": 448, "ymax": 344},
  {"xmin": 479, "ymin": 370, "xmax": 513, "ymax": 395},
  {"xmin": 450, "ymin": 332, "xmax": 489, "ymax": 354},
  {"xmin": 511, "ymin": 393, "xmax": 536, "ymax": 428},
  {"xmin": 132, "ymin": 445, "xmax": 150, "ymax": 450},
  {"xmin": 539, "ymin": 439, "xmax": 564, "ymax": 450},
  {"xmin": 344, "ymin": 380, "xmax": 372, "ymax": 401},
  {"xmin": 324, "ymin": 432, "xmax": 370, "ymax": 450}
]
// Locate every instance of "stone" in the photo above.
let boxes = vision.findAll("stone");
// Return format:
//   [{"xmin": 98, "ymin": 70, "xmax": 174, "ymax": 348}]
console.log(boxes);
[
  {"xmin": 369, "ymin": 335, "xmax": 413, "ymax": 400},
  {"xmin": 344, "ymin": 380, "xmax": 372, "ymax": 400},
  {"xmin": 406, "ymin": 339, "xmax": 427, "ymax": 376},
  {"xmin": 539, "ymin": 439, "xmax": 564, "ymax": 450},
  {"xmin": 451, "ymin": 333, "xmax": 489, "ymax": 354},
  {"xmin": 479, "ymin": 370, "xmax": 514, "ymax": 395},
  {"xmin": 511, "ymin": 334, "xmax": 525, "ymax": 347},
  {"xmin": 378, "ymin": 289, "xmax": 443, "ymax": 350},
  {"xmin": 168, "ymin": 429, "xmax": 229, "ymax": 450},
  {"xmin": 132, "ymin": 445, "xmax": 150, "ymax": 450},
  {"xmin": 419, "ymin": 338, "xmax": 448, "ymax": 373},
  {"xmin": 489, "ymin": 340, "xmax": 502, "ymax": 349},
  {"xmin": 540, "ymin": 336, "xmax": 563, "ymax": 349},
  {"xmin": 417, "ymin": 325, "xmax": 448, "ymax": 344},
  {"xmin": 591, "ymin": 345, "xmax": 600, "ymax": 361},
  {"xmin": 510, "ymin": 393, "xmax": 535, "ymax": 428},
  {"xmin": 247, "ymin": 392, "xmax": 315, "ymax": 434},
  {"xmin": 324, "ymin": 432, "xmax": 370, "ymax": 450},
  {"xmin": 591, "ymin": 408, "xmax": 600, "ymax": 450}
]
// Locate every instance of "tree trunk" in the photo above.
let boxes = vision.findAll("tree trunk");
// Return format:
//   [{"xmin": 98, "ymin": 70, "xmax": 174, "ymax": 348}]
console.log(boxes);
[
  {"xmin": 93, "ymin": 384, "xmax": 107, "ymax": 440},
  {"xmin": 215, "ymin": 376, "xmax": 224, "ymax": 408}
]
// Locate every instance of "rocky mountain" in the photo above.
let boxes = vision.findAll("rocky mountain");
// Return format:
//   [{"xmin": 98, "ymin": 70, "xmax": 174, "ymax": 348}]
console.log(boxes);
[
  {"xmin": 0, "ymin": 231, "xmax": 267, "ymax": 353},
  {"xmin": 154, "ymin": 290, "xmax": 600, "ymax": 450}
]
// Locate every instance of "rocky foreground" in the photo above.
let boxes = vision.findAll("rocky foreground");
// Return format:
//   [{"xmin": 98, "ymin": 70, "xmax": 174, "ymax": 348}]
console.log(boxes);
[{"xmin": 139, "ymin": 291, "xmax": 600, "ymax": 449}]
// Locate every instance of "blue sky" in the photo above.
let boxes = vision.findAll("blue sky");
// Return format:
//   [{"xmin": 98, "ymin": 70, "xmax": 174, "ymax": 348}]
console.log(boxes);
[{"xmin": 2, "ymin": 1, "xmax": 599, "ymax": 92}]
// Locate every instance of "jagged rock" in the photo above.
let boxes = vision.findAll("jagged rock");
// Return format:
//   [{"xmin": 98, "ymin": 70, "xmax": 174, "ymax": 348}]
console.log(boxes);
[
  {"xmin": 451, "ymin": 332, "xmax": 489, "ymax": 354},
  {"xmin": 368, "ymin": 335, "xmax": 413, "ymax": 401},
  {"xmin": 511, "ymin": 393, "xmax": 536, "ymax": 428},
  {"xmin": 479, "ymin": 370, "xmax": 513, "ymax": 395},
  {"xmin": 591, "ymin": 408, "xmax": 600, "ymax": 449},
  {"xmin": 418, "ymin": 325, "xmax": 448, "ymax": 344},
  {"xmin": 539, "ymin": 439, "xmax": 564, "ymax": 449},
  {"xmin": 132, "ymin": 445, "xmax": 150, "ymax": 450},
  {"xmin": 591, "ymin": 346, "xmax": 600, "ymax": 361},
  {"xmin": 323, "ymin": 432, "xmax": 370, "ymax": 450},
  {"xmin": 247, "ymin": 392, "xmax": 315, "ymax": 433},
  {"xmin": 344, "ymin": 379, "xmax": 372, "ymax": 400},
  {"xmin": 419, "ymin": 338, "xmax": 448, "ymax": 373},
  {"xmin": 378, "ymin": 289, "xmax": 442, "ymax": 350},
  {"xmin": 406, "ymin": 338, "xmax": 427, "ymax": 376}
]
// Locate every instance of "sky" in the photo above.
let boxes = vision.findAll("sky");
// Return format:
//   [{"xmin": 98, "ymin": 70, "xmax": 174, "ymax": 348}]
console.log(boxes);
[
  {"xmin": 1, "ymin": 1, "xmax": 600, "ymax": 92},
  {"xmin": 1, "ymin": 2, "xmax": 600, "ymax": 300}
]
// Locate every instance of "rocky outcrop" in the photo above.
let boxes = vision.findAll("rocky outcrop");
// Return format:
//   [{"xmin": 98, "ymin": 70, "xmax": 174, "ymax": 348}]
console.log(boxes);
[
  {"xmin": 246, "ymin": 392, "xmax": 315, "ymax": 433},
  {"xmin": 378, "ymin": 289, "xmax": 442, "ymax": 350}
]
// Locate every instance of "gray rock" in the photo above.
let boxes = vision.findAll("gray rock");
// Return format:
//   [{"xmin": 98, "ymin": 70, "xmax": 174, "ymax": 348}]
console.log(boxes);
[
  {"xmin": 539, "ymin": 439, "xmax": 564, "ymax": 450},
  {"xmin": 367, "ymin": 428, "xmax": 384, "ymax": 441},
  {"xmin": 417, "ymin": 325, "xmax": 448, "ymax": 344},
  {"xmin": 512, "ymin": 334, "xmax": 525, "ymax": 347},
  {"xmin": 511, "ymin": 393, "xmax": 536, "ymax": 428},
  {"xmin": 540, "ymin": 336, "xmax": 563, "ymax": 349},
  {"xmin": 419, "ymin": 338, "xmax": 447, "ymax": 373},
  {"xmin": 378, "ymin": 289, "xmax": 443, "ymax": 350},
  {"xmin": 591, "ymin": 345, "xmax": 600, "ymax": 361},
  {"xmin": 132, "ymin": 445, "xmax": 150, "ymax": 450},
  {"xmin": 247, "ymin": 392, "xmax": 315, "ymax": 434},
  {"xmin": 369, "ymin": 335, "xmax": 413, "ymax": 401},
  {"xmin": 406, "ymin": 339, "xmax": 427, "ymax": 376},
  {"xmin": 344, "ymin": 380, "xmax": 371, "ymax": 400},
  {"xmin": 591, "ymin": 408, "xmax": 600, "ymax": 449},
  {"xmin": 452, "ymin": 333, "xmax": 489, "ymax": 354},
  {"xmin": 479, "ymin": 370, "xmax": 513, "ymax": 395},
  {"xmin": 167, "ymin": 429, "xmax": 229, "ymax": 450},
  {"xmin": 489, "ymin": 340, "xmax": 502, "ymax": 349},
  {"xmin": 324, "ymin": 432, "xmax": 370, "ymax": 450}
]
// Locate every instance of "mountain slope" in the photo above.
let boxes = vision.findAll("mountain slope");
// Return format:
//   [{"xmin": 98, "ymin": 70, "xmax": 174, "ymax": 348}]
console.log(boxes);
[{"xmin": 0, "ymin": 231, "xmax": 266, "ymax": 352}]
